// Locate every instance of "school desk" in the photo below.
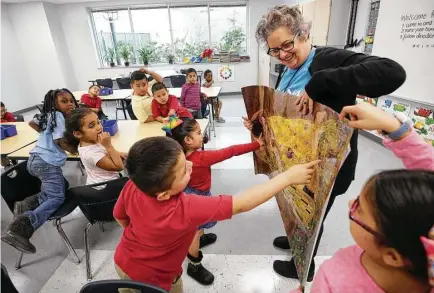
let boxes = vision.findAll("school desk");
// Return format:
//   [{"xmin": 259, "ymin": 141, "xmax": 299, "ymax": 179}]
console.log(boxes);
[
  {"xmin": 87, "ymin": 69, "xmax": 179, "ymax": 85},
  {"xmin": 0, "ymin": 122, "xmax": 39, "ymax": 156},
  {"xmin": 7, "ymin": 119, "xmax": 210, "ymax": 161}
]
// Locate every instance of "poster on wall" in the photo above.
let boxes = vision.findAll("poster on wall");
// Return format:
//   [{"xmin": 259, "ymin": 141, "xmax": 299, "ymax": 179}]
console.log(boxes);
[
  {"xmin": 411, "ymin": 107, "xmax": 434, "ymax": 146},
  {"xmin": 378, "ymin": 97, "xmax": 411, "ymax": 116},
  {"xmin": 218, "ymin": 64, "xmax": 235, "ymax": 82},
  {"xmin": 242, "ymin": 86, "xmax": 353, "ymax": 286},
  {"xmin": 356, "ymin": 94, "xmax": 378, "ymax": 106}
]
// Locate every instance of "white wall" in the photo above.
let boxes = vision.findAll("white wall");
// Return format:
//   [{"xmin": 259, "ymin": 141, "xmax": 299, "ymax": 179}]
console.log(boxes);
[
  {"xmin": 44, "ymin": 2, "xmax": 79, "ymax": 90},
  {"xmin": 327, "ymin": 0, "xmax": 350, "ymax": 46},
  {"xmin": 7, "ymin": 2, "xmax": 66, "ymax": 102},
  {"xmin": 56, "ymin": 0, "xmax": 283, "ymax": 93},
  {"xmin": 1, "ymin": 4, "xmax": 37, "ymax": 111}
]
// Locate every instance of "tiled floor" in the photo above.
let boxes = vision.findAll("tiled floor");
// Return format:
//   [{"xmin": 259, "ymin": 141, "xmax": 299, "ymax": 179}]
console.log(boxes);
[{"xmin": 1, "ymin": 95, "xmax": 405, "ymax": 292}]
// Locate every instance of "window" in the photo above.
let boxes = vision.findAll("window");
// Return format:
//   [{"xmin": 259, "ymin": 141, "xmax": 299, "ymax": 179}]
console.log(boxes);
[{"xmin": 91, "ymin": 3, "xmax": 248, "ymax": 67}]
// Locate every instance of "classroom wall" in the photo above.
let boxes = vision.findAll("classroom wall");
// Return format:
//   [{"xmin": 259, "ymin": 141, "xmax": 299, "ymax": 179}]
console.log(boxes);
[
  {"xmin": 6, "ymin": 2, "xmax": 66, "ymax": 103},
  {"xmin": 1, "ymin": 4, "xmax": 35, "ymax": 112},
  {"xmin": 326, "ymin": 0, "xmax": 351, "ymax": 47},
  {"xmin": 44, "ymin": 2, "xmax": 79, "ymax": 91}
]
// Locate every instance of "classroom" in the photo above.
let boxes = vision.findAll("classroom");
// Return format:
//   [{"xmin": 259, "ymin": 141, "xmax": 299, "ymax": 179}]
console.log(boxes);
[{"xmin": 1, "ymin": 0, "xmax": 433, "ymax": 292}]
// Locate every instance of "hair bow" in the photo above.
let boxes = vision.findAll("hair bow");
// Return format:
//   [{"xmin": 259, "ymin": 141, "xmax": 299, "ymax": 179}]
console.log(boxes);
[
  {"xmin": 162, "ymin": 115, "xmax": 183, "ymax": 135},
  {"xmin": 421, "ymin": 225, "xmax": 434, "ymax": 287}
]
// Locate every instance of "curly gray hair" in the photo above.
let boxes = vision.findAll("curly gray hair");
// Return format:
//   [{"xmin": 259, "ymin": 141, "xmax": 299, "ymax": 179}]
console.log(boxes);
[{"xmin": 256, "ymin": 5, "xmax": 312, "ymax": 44}]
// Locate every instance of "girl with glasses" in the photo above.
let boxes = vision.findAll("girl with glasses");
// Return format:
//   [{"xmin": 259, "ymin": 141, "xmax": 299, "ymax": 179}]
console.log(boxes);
[{"xmin": 291, "ymin": 103, "xmax": 434, "ymax": 293}]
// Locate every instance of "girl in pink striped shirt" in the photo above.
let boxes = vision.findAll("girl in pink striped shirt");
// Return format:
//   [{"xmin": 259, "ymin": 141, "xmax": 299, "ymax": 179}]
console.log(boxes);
[
  {"xmin": 292, "ymin": 103, "xmax": 434, "ymax": 293},
  {"xmin": 180, "ymin": 68, "xmax": 203, "ymax": 119}
]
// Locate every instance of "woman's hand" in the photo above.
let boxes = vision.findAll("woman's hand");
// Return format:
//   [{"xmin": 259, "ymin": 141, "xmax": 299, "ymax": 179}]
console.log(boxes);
[
  {"xmin": 339, "ymin": 103, "xmax": 402, "ymax": 133},
  {"xmin": 295, "ymin": 91, "xmax": 314, "ymax": 115}
]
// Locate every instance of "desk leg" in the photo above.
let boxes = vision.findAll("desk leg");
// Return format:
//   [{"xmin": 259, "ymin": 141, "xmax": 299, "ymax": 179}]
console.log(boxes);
[
  {"xmin": 121, "ymin": 100, "xmax": 127, "ymax": 120},
  {"xmin": 209, "ymin": 98, "xmax": 215, "ymax": 138}
]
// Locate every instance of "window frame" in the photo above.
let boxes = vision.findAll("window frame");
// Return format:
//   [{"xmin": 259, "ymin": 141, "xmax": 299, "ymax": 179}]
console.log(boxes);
[{"xmin": 89, "ymin": 1, "xmax": 248, "ymax": 68}]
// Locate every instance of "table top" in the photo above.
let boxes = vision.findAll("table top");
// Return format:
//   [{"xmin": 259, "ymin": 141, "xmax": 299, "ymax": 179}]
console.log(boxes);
[
  {"xmin": 7, "ymin": 119, "xmax": 209, "ymax": 160},
  {"xmin": 169, "ymin": 86, "xmax": 222, "ymax": 98},
  {"xmin": 72, "ymin": 89, "xmax": 132, "ymax": 101},
  {"xmin": 0, "ymin": 122, "xmax": 39, "ymax": 155}
]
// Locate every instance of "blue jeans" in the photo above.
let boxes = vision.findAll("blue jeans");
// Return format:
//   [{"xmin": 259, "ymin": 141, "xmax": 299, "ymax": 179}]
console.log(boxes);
[{"xmin": 26, "ymin": 154, "xmax": 65, "ymax": 230}]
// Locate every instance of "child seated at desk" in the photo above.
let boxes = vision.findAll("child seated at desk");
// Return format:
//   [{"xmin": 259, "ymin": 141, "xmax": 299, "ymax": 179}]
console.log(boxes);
[
  {"xmin": 1, "ymin": 88, "xmax": 78, "ymax": 254},
  {"xmin": 64, "ymin": 108, "xmax": 126, "ymax": 185},
  {"xmin": 180, "ymin": 68, "xmax": 204, "ymax": 119},
  {"xmin": 1, "ymin": 102, "xmax": 16, "ymax": 123},
  {"xmin": 80, "ymin": 85, "xmax": 108, "ymax": 120},
  {"xmin": 113, "ymin": 135, "xmax": 319, "ymax": 292},
  {"xmin": 151, "ymin": 82, "xmax": 192, "ymax": 122},
  {"xmin": 131, "ymin": 69, "xmax": 163, "ymax": 123},
  {"xmin": 203, "ymin": 70, "xmax": 225, "ymax": 123}
]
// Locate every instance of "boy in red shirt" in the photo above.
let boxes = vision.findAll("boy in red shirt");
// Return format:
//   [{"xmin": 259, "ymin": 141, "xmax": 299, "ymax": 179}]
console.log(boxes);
[
  {"xmin": 1, "ymin": 102, "xmax": 16, "ymax": 123},
  {"xmin": 114, "ymin": 136, "xmax": 319, "ymax": 292},
  {"xmin": 151, "ymin": 82, "xmax": 192, "ymax": 122},
  {"xmin": 80, "ymin": 85, "xmax": 108, "ymax": 120}
]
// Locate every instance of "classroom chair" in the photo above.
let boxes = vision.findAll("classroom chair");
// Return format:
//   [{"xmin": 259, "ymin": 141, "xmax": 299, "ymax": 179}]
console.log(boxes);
[
  {"xmin": 96, "ymin": 79, "xmax": 114, "ymax": 89},
  {"xmin": 162, "ymin": 75, "xmax": 186, "ymax": 88},
  {"xmin": 36, "ymin": 104, "xmax": 43, "ymax": 113},
  {"xmin": 80, "ymin": 279, "xmax": 168, "ymax": 293},
  {"xmin": 69, "ymin": 177, "xmax": 129, "ymax": 280},
  {"xmin": 116, "ymin": 77, "xmax": 131, "ymax": 89},
  {"xmin": 1, "ymin": 161, "xmax": 80, "ymax": 270},
  {"xmin": 12, "ymin": 114, "xmax": 24, "ymax": 122},
  {"xmin": 1, "ymin": 264, "xmax": 19, "ymax": 293},
  {"xmin": 126, "ymin": 103, "xmax": 137, "ymax": 120}
]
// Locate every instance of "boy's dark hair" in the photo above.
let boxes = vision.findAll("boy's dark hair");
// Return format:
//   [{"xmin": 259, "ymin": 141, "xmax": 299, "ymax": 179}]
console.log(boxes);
[
  {"xmin": 204, "ymin": 69, "xmax": 212, "ymax": 77},
  {"xmin": 1, "ymin": 102, "xmax": 5, "ymax": 108},
  {"xmin": 186, "ymin": 68, "xmax": 197, "ymax": 75},
  {"xmin": 88, "ymin": 84, "xmax": 100, "ymax": 90},
  {"xmin": 151, "ymin": 82, "xmax": 167, "ymax": 94},
  {"xmin": 130, "ymin": 71, "xmax": 148, "ymax": 84},
  {"xmin": 39, "ymin": 89, "xmax": 79, "ymax": 132},
  {"xmin": 64, "ymin": 108, "xmax": 94, "ymax": 155},
  {"xmin": 366, "ymin": 169, "xmax": 434, "ymax": 281},
  {"xmin": 126, "ymin": 137, "xmax": 183, "ymax": 196},
  {"xmin": 169, "ymin": 118, "xmax": 197, "ymax": 151}
]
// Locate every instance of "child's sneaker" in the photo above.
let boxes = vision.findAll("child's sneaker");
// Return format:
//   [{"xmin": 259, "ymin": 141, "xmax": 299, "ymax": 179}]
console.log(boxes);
[
  {"xmin": 215, "ymin": 117, "xmax": 225, "ymax": 123},
  {"xmin": 1, "ymin": 214, "xmax": 36, "ymax": 254},
  {"xmin": 199, "ymin": 233, "xmax": 217, "ymax": 248},
  {"xmin": 187, "ymin": 251, "xmax": 214, "ymax": 285}
]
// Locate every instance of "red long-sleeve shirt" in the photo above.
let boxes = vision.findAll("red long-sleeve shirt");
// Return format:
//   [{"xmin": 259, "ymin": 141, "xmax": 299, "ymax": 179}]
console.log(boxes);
[
  {"xmin": 81, "ymin": 94, "xmax": 102, "ymax": 109},
  {"xmin": 1, "ymin": 112, "xmax": 16, "ymax": 123},
  {"xmin": 151, "ymin": 95, "xmax": 192, "ymax": 119},
  {"xmin": 187, "ymin": 141, "xmax": 260, "ymax": 191}
]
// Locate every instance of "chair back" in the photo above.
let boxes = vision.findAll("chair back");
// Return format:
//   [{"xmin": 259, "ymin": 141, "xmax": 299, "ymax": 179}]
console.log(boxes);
[
  {"xmin": 80, "ymin": 279, "xmax": 168, "ymax": 293},
  {"xmin": 69, "ymin": 177, "xmax": 129, "ymax": 224},
  {"xmin": 116, "ymin": 78, "xmax": 131, "ymax": 89},
  {"xmin": 1, "ymin": 161, "xmax": 41, "ymax": 212},
  {"xmin": 163, "ymin": 75, "xmax": 186, "ymax": 88},
  {"xmin": 126, "ymin": 104, "xmax": 137, "ymax": 120},
  {"xmin": 1, "ymin": 161, "xmax": 70, "ymax": 213},
  {"xmin": 96, "ymin": 78, "xmax": 114, "ymax": 89},
  {"xmin": 36, "ymin": 104, "xmax": 43, "ymax": 113},
  {"xmin": 12, "ymin": 114, "xmax": 24, "ymax": 122},
  {"xmin": 1, "ymin": 264, "xmax": 19, "ymax": 293}
]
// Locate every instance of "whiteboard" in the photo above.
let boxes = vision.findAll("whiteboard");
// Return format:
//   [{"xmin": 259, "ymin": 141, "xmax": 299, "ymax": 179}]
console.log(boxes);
[{"xmin": 372, "ymin": 0, "xmax": 434, "ymax": 105}]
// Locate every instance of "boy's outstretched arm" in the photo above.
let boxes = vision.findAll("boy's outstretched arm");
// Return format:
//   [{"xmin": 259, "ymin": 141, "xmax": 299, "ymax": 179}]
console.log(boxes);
[{"xmin": 232, "ymin": 161, "xmax": 320, "ymax": 215}]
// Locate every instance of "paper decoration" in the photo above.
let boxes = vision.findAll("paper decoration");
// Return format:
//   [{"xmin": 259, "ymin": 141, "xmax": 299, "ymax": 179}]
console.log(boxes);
[
  {"xmin": 379, "ymin": 97, "xmax": 411, "ymax": 116},
  {"xmin": 162, "ymin": 115, "xmax": 183, "ymax": 135},
  {"xmin": 242, "ymin": 86, "xmax": 353, "ymax": 286},
  {"xmin": 218, "ymin": 64, "xmax": 235, "ymax": 82},
  {"xmin": 356, "ymin": 95, "xmax": 378, "ymax": 106},
  {"xmin": 411, "ymin": 107, "xmax": 434, "ymax": 146}
]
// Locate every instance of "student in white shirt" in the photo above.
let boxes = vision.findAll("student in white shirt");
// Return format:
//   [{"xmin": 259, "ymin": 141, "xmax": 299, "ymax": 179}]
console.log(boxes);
[{"xmin": 64, "ymin": 108, "xmax": 126, "ymax": 185}]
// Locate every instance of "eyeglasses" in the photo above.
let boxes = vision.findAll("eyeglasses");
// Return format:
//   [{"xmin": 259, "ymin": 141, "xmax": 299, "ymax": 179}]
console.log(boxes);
[
  {"xmin": 349, "ymin": 196, "xmax": 384, "ymax": 241},
  {"xmin": 267, "ymin": 33, "xmax": 299, "ymax": 57}
]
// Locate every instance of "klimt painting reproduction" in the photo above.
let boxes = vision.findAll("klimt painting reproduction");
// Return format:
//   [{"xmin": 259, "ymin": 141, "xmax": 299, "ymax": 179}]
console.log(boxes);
[{"xmin": 242, "ymin": 85, "xmax": 353, "ymax": 286}]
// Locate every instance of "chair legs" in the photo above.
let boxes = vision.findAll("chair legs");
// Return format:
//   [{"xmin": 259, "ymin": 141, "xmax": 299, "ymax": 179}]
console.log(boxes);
[
  {"xmin": 99, "ymin": 222, "xmax": 104, "ymax": 232},
  {"xmin": 53, "ymin": 219, "xmax": 80, "ymax": 264},
  {"xmin": 15, "ymin": 252, "xmax": 23, "ymax": 270},
  {"xmin": 84, "ymin": 222, "xmax": 94, "ymax": 281},
  {"xmin": 78, "ymin": 161, "xmax": 85, "ymax": 176}
]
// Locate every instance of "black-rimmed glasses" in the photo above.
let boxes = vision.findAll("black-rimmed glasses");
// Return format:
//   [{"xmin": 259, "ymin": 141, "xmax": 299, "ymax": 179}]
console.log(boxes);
[{"xmin": 267, "ymin": 33, "xmax": 299, "ymax": 57}]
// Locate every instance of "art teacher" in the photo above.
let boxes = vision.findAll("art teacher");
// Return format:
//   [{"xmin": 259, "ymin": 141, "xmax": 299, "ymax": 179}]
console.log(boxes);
[{"xmin": 253, "ymin": 5, "xmax": 406, "ymax": 281}]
